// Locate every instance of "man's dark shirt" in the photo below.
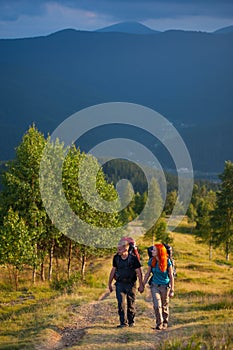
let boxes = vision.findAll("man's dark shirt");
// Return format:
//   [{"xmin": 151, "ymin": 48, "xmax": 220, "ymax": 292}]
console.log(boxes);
[{"xmin": 113, "ymin": 254, "xmax": 141, "ymax": 283}]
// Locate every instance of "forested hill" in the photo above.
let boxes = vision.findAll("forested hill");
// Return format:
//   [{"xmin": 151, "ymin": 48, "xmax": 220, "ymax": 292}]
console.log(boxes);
[{"xmin": 0, "ymin": 29, "xmax": 233, "ymax": 172}]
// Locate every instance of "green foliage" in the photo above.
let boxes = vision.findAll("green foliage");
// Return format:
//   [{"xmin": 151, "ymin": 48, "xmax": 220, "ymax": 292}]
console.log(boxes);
[
  {"xmin": 0, "ymin": 208, "xmax": 34, "ymax": 268},
  {"xmin": 156, "ymin": 220, "xmax": 174, "ymax": 245},
  {"xmin": 142, "ymin": 177, "xmax": 173, "ymax": 244},
  {"xmin": 133, "ymin": 191, "xmax": 147, "ymax": 216},
  {"xmin": 187, "ymin": 202, "xmax": 197, "ymax": 223},
  {"xmin": 0, "ymin": 125, "xmax": 49, "ymax": 272},
  {"xmin": 102, "ymin": 158, "xmax": 148, "ymax": 194},
  {"xmin": 214, "ymin": 259, "xmax": 233, "ymax": 267},
  {"xmin": 194, "ymin": 190, "xmax": 216, "ymax": 259},
  {"xmin": 164, "ymin": 190, "xmax": 178, "ymax": 215},
  {"xmin": 187, "ymin": 184, "xmax": 207, "ymax": 222},
  {"xmin": 50, "ymin": 273, "xmax": 82, "ymax": 294},
  {"xmin": 85, "ymin": 273, "xmax": 106, "ymax": 288},
  {"xmin": 211, "ymin": 161, "xmax": 233, "ymax": 259},
  {"xmin": 0, "ymin": 125, "xmax": 123, "ymax": 288},
  {"xmin": 62, "ymin": 147, "xmax": 123, "ymax": 244},
  {"xmin": 143, "ymin": 177, "xmax": 163, "ymax": 230}
]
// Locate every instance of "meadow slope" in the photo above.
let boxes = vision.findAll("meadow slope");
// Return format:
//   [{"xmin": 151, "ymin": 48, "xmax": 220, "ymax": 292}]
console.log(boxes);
[{"xmin": 0, "ymin": 228, "xmax": 233, "ymax": 349}]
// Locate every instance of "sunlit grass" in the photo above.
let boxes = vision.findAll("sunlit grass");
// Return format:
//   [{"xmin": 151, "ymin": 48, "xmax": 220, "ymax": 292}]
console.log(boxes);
[{"xmin": 0, "ymin": 219, "xmax": 233, "ymax": 349}]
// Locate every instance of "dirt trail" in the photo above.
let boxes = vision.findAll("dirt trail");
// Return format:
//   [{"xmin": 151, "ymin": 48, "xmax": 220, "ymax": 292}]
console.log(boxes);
[{"xmin": 35, "ymin": 287, "xmax": 177, "ymax": 350}]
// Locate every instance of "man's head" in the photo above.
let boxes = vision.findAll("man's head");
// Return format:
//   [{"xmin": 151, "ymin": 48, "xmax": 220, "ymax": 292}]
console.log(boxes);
[{"xmin": 117, "ymin": 240, "xmax": 129, "ymax": 256}]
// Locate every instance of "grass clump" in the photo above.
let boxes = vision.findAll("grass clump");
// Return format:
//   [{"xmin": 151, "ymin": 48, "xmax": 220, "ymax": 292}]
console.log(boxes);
[
  {"xmin": 158, "ymin": 323, "xmax": 233, "ymax": 350},
  {"xmin": 50, "ymin": 272, "xmax": 82, "ymax": 294}
]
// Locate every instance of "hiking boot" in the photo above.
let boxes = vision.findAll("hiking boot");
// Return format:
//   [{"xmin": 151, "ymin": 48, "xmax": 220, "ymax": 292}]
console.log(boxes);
[
  {"xmin": 155, "ymin": 325, "xmax": 163, "ymax": 330},
  {"xmin": 163, "ymin": 323, "xmax": 168, "ymax": 329},
  {"xmin": 117, "ymin": 324, "xmax": 128, "ymax": 328},
  {"xmin": 129, "ymin": 323, "xmax": 135, "ymax": 327}
]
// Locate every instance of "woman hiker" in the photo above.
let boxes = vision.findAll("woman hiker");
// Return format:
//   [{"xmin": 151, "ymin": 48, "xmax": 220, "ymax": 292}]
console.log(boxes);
[{"xmin": 143, "ymin": 243, "xmax": 174, "ymax": 330}]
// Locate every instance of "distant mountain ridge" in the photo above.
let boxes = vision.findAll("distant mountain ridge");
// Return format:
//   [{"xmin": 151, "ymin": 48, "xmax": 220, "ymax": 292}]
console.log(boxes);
[
  {"xmin": 96, "ymin": 21, "xmax": 233, "ymax": 34},
  {"xmin": 214, "ymin": 24, "xmax": 233, "ymax": 34},
  {"xmin": 96, "ymin": 21, "xmax": 160, "ymax": 34},
  {"xmin": 0, "ymin": 28, "xmax": 232, "ymax": 173}
]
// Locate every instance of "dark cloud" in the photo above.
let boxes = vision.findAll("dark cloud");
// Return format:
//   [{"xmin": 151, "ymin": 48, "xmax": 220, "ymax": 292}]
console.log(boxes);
[
  {"xmin": 58, "ymin": 0, "xmax": 233, "ymax": 20},
  {"xmin": 0, "ymin": 0, "xmax": 233, "ymax": 22},
  {"xmin": 0, "ymin": 0, "xmax": 46, "ymax": 21}
]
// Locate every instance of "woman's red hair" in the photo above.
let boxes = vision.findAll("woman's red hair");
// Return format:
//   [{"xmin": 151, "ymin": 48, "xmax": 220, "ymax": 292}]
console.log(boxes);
[{"xmin": 151, "ymin": 244, "xmax": 168, "ymax": 272}]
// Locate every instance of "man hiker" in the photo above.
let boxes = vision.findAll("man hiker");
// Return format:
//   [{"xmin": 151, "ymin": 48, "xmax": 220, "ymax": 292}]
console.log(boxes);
[{"xmin": 108, "ymin": 239, "xmax": 144, "ymax": 328}]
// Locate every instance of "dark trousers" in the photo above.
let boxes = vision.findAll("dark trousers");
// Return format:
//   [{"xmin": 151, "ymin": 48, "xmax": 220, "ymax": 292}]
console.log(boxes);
[{"xmin": 115, "ymin": 282, "xmax": 136, "ymax": 325}]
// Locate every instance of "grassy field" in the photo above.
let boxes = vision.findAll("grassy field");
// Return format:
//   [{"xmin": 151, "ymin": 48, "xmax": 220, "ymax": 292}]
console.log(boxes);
[{"xmin": 0, "ymin": 219, "xmax": 232, "ymax": 349}]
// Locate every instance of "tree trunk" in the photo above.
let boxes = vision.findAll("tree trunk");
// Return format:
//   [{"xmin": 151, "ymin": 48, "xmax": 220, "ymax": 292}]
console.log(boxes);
[
  {"xmin": 48, "ymin": 240, "xmax": 55, "ymax": 281},
  {"xmin": 55, "ymin": 256, "xmax": 60, "ymax": 280},
  {"xmin": 32, "ymin": 265, "xmax": 37, "ymax": 284},
  {"xmin": 81, "ymin": 252, "xmax": 86, "ymax": 280},
  {"xmin": 209, "ymin": 242, "xmax": 213, "ymax": 260},
  {"xmin": 67, "ymin": 240, "xmax": 73, "ymax": 279},
  {"xmin": 32, "ymin": 243, "xmax": 37, "ymax": 284},
  {"xmin": 226, "ymin": 241, "xmax": 230, "ymax": 261},
  {"xmin": 40, "ymin": 260, "xmax": 45, "ymax": 281},
  {"xmin": 7, "ymin": 265, "xmax": 13, "ymax": 287},
  {"xmin": 14, "ymin": 266, "xmax": 19, "ymax": 291}
]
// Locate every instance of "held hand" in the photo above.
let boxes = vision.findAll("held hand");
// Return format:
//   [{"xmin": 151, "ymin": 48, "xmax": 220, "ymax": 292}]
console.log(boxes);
[{"xmin": 138, "ymin": 284, "xmax": 144, "ymax": 293}]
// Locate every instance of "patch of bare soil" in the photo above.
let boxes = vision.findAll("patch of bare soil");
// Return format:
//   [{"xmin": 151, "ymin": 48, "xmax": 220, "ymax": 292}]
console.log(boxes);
[
  {"xmin": 35, "ymin": 288, "xmax": 175, "ymax": 350},
  {"xmin": 35, "ymin": 291, "xmax": 114, "ymax": 350}
]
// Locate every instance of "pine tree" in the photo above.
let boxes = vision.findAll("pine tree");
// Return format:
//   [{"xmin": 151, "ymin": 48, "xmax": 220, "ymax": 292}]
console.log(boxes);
[
  {"xmin": 195, "ymin": 190, "xmax": 216, "ymax": 259},
  {"xmin": 143, "ymin": 177, "xmax": 163, "ymax": 243},
  {"xmin": 211, "ymin": 161, "xmax": 233, "ymax": 261}
]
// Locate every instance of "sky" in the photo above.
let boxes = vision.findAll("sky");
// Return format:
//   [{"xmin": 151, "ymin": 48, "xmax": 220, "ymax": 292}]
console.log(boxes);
[{"xmin": 0, "ymin": 0, "xmax": 233, "ymax": 39}]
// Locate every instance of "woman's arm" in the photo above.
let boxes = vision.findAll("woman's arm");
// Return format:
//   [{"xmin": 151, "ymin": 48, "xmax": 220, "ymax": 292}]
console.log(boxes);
[
  {"xmin": 143, "ymin": 265, "xmax": 152, "ymax": 286},
  {"xmin": 168, "ymin": 264, "xmax": 174, "ymax": 297}
]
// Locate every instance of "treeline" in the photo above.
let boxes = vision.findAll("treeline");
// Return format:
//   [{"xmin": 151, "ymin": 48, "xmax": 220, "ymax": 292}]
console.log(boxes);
[
  {"xmin": 0, "ymin": 125, "xmax": 232, "ymax": 290},
  {"xmin": 103, "ymin": 159, "xmax": 219, "ymax": 195}
]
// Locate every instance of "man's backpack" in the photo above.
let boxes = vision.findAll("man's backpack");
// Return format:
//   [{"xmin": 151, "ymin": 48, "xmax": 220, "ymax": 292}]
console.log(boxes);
[{"xmin": 147, "ymin": 243, "xmax": 177, "ymax": 277}]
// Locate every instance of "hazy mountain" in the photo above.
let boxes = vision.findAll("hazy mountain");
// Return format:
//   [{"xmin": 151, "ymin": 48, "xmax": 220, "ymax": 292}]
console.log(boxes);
[
  {"xmin": 96, "ymin": 21, "xmax": 160, "ymax": 34},
  {"xmin": 214, "ymin": 25, "xmax": 233, "ymax": 34},
  {"xmin": 0, "ymin": 29, "xmax": 232, "ymax": 173}
]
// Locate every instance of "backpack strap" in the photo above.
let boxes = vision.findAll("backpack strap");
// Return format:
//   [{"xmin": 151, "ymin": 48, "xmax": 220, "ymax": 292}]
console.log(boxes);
[{"xmin": 115, "ymin": 254, "xmax": 133, "ymax": 269}]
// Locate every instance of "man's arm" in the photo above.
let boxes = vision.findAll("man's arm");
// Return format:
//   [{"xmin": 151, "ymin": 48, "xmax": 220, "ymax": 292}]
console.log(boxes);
[
  {"xmin": 108, "ymin": 266, "xmax": 116, "ymax": 293},
  {"xmin": 136, "ymin": 267, "xmax": 144, "ymax": 293}
]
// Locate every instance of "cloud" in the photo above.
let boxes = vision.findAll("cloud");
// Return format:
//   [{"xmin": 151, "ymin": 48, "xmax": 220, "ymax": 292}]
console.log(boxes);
[
  {"xmin": 0, "ymin": 0, "xmax": 47, "ymax": 21},
  {"xmin": 51, "ymin": 0, "xmax": 233, "ymax": 21},
  {"xmin": 0, "ymin": 0, "xmax": 233, "ymax": 22},
  {"xmin": 0, "ymin": 1, "xmax": 112, "ymax": 38}
]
